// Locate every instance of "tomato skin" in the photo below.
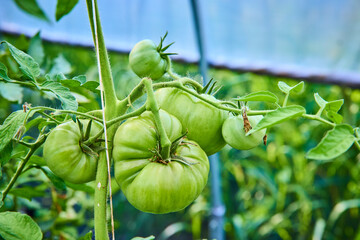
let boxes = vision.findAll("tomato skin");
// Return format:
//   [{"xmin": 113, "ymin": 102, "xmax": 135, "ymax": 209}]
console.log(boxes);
[
  {"xmin": 43, "ymin": 120, "xmax": 102, "ymax": 184},
  {"xmin": 155, "ymin": 87, "xmax": 228, "ymax": 156},
  {"xmin": 129, "ymin": 40, "xmax": 167, "ymax": 80},
  {"xmin": 113, "ymin": 110, "xmax": 209, "ymax": 214},
  {"xmin": 222, "ymin": 114, "xmax": 266, "ymax": 150}
]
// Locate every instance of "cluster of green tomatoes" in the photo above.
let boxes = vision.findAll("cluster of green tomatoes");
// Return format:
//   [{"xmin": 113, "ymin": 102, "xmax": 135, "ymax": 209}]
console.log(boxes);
[{"xmin": 43, "ymin": 36, "xmax": 266, "ymax": 214}]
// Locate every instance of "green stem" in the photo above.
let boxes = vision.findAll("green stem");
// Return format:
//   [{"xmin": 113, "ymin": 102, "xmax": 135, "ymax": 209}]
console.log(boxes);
[
  {"xmin": 355, "ymin": 141, "xmax": 360, "ymax": 151},
  {"xmin": 179, "ymin": 77, "xmax": 203, "ymax": 92},
  {"xmin": 165, "ymin": 55, "xmax": 180, "ymax": 79},
  {"xmin": 1, "ymin": 135, "xmax": 46, "ymax": 202},
  {"xmin": 283, "ymin": 93, "xmax": 289, "ymax": 107},
  {"xmin": 144, "ymin": 78, "xmax": 172, "ymax": 160},
  {"xmin": 302, "ymin": 114, "xmax": 336, "ymax": 127}
]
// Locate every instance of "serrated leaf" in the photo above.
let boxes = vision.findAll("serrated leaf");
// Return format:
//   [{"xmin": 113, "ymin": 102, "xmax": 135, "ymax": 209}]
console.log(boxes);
[
  {"xmin": 327, "ymin": 111, "xmax": 343, "ymax": 124},
  {"xmin": 0, "ymin": 111, "xmax": 28, "ymax": 164},
  {"xmin": 0, "ymin": 82, "xmax": 23, "ymax": 103},
  {"xmin": 314, "ymin": 93, "xmax": 327, "ymax": 108},
  {"xmin": 28, "ymin": 32, "xmax": 44, "ymax": 65},
  {"xmin": 40, "ymin": 167, "xmax": 67, "ymax": 190},
  {"xmin": 56, "ymin": 0, "xmax": 79, "ymax": 21},
  {"xmin": 0, "ymin": 62, "xmax": 11, "ymax": 81},
  {"xmin": 0, "ymin": 211, "xmax": 43, "ymax": 240},
  {"xmin": 234, "ymin": 91, "xmax": 278, "ymax": 103},
  {"xmin": 306, "ymin": 124, "xmax": 355, "ymax": 160},
  {"xmin": 41, "ymin": 80, "xmax": 78, "ymax": 110},
  {"xmin": 10, "ymin": 186, "xmax": 45, "ymax": 200},
  {"xmin": 278, "ymin": 81, "xmax": 304, "ymax": 94},
  {"xmin": 247, "ymin": 106, "xmax": 306, "ymax": 135},
  {"xmin": 14, "ymin": 0, "xmax": 49, "ymax": 22},
  {"xmin": 79, "ymin": 231, "xmax": 93, "ymax": 240},
  {"xmin": 49, "ymin": 54, "xmax": 72, "ymax": 77},
  {"xmin": 1, "ymin": 41, "xmax": 40, "ymax": 81}
]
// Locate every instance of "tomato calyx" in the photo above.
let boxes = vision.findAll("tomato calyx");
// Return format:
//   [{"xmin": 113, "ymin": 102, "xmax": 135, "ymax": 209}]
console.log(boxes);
[
  {"xmin": 149, "ymin": 131, "xmax": 199, "ymax": 166},
  {"xmin": 156, "ymin": 32, "xmax": 177, "ymax": 59},
  {"xmin": 200, "ymin": 78, "xmax": 222, "ymax": 96},
  {"xmin": 76, "ymin": 119, "xmax": 104, "ymax": 159}
]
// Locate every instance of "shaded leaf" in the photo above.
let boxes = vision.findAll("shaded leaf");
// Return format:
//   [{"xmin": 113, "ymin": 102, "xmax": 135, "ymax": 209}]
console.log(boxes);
[
  {"xmin": 9, "ymin": 186, "xmax": 45, "ymax": 200},
  {"xmin": 0, "ymin": 82, "xmax": 23, "ymax": 103},
  {"xmin": 1, "ymin": 41, "xmax": 40, "ymax": 81},
  {"xmin": 306, "ymin": 124, "xmax": 355, "ymax": 160},
  {"xmin": 49, "ymin": 54, "xmax": 72, "ymax": 77},
  {"xmin": 65, "ymin": 182, "xmax": 94, "ymax": 194},
  {"xmin": 56, "ymin": 0, "xmax": 79, "ymax": 21},
  {"xmin": 79, "ymin": 231, "xmax": 93, "ymax": 240},
  {"xmin": 40, "ymin": 167, "xmax": 67, "ymax": 190},
  {"xmin": 14, "ymin": 0, "xmax": 49, "ymax": 22},
  {"xmin": 0, "ymin": 62, "xmax": 11, "ymax": 81},
  {"xmin": 327, "ymin": 111, "xmax": 343, "ymax": 124},
  {"xmin": 131, "ymin": 236, "xmax": 155, "ymax": 240},
  {"xmin": 27, "ymin": 155, "xmax": 46, "ymax": 167},
  {"xmin": 41, "ymin": 80, "xmax": 78, "ymax": 111},
  {"xmin": 0, "ymin": 143, "xmax": 13, "ymax": 166},
  {"xmin": 0, "ymin": 211, "xmax": 43, "ymax": 240},
  {"xmin": 234, "ymin": 91, "xmax": 278, "ymax": 103},
  {"xmin": 28, "ymin": 32, "xmax": 44, "ymax": 65},
  {"xmin": 247, "ymin": 106, "xmax": 306, "ymax": 135}
]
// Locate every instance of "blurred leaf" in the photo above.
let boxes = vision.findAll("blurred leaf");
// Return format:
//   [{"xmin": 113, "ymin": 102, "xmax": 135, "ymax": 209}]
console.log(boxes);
[
  {"xmin": 247, "ymin": 106, "xmax": 306, "ymax": 135},
  {"xmin": 314, "ymin": 93, "xmax": 327, "ymax": 108},
  {"xmin": 0, "ymin": 62, "xmax": 11, "ymax": 81},
  {"xmin": 41, "ymin": 80, "xmax": 78, "ymax": 110},
  {"xmin": 10, "ymin": 186, "xmax": 45, "ymax": 200},
  {"xmin": 278, "ymin": 81, "xmax": 304, "ymax": 94},
  {"xmin": 56, "ymin": 0, "xmax": 79, "ymax": 21},
  {"xmin": 0, "ymin": 82, "xmax": 23, "ymax": 103},
  {"xmin": 327, "ymin": 111, "xmax": 343, "ymax": 124},
  {"xmin": 328, "ymin": 199, "xmax": 360, "ymax": 227},
  {"xmin": 1, "ymin": 41, "xmax": 40, "ymax": 81},
  {"xmin": 0, "ymin": 143, "xmax": 13, "ymax": 166},
  {"xmin": 158, "ymin": 222, "xmax": 188, "ymax": 240},
  {"xmin": 0, "ymin": 110, "xmax": 29, "ymax": 164},
  {"xmin": 234, "ymin": 91, "xmax": 278, "ymax": 103},
  {"xmin": 65, "ymin": 182, "xmax": 94, "ymax": 194},
  {"xmin": 40, "ymin": 167, "xmax": 67, "ymax": 190},
  {"xmin": 131, "ymin": 236, "xmax": 155, "ymax": 240},
  {"xmin": 79, "ymin": 231, "xmax": 93, "ymax": 240},
  {"xmin": 306, "ymin": 124, "xmax": 355, "ymax": 160},
  {"xmin": 13, "ymin": 0, "xmax": 49, "ymax": 22},
  {"xmin": 25, "ymin": 116, "xmax": 46, "ymax": 131},
  {"xmin": 312, "ymin": 218, "xmax": 325, "ymax": 240},
  {"xmin": 0, "ymin": 193, "xmax": 3, "ymax": 208},
  {"xmin": 27, "ymin": 155, "xmax": 46, "ymax": 167},
  {"xmin": 314, "ymin": 93, "xmax": 344, "ymax": 114},
  {"xmin": 0, "ymin": 211, "xmax": 43, "ymax": 240},
  {"xmin": 28, "ymin": 32, "xmax": 44, "ymax": 65},
  {"xmin": 49, "ymin": 54, "xmax": 72, "ymax": 77}
]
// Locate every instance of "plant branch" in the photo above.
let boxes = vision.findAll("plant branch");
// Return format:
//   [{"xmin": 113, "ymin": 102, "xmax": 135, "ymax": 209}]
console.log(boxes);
[{"xmin": 302, "ymin": 114, "xmax": 336, "ymax": 127}]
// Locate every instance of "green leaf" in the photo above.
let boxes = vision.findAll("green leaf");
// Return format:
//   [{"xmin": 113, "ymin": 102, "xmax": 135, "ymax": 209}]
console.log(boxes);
[
  {"xmin": 13, "ymin": 0, "xmax": 49, "ymax": 22},
  {"xmin": 0, "ymin": 62, "xmax": 11, "ymax": 81},
  {"xmin": 56, "ymin": 0, "xmax": 79, "ymax": 21},
  {"xmin": 0, "ymin": 193, "xmax": 3, "ymax": 209},
  {"xmin": 65, "ymin": 182, "xmax": 94, "ymax": 194},
  {"xmin": 0, "ymin": 211, "xmax": 43, "ymax": 240},
  {"xmin": 247, "ymin": 105, "xmax": 306, "ymax": 135},
  {"xmin": 9, "ymin": 186, "xmax": 45, "ymax": 200},
  {"xmin": 325, "ymin": 99, "xmax": 344, "ymax": 113},
  {"xmin": 234, "ymin": 91, "xmax": 278, "ymax": 103},
  {"xmin": 40, "ymin": 167, "xmax": 67, "ymax": 190},
  {"xmin": 1, "ymin": 41, "xmax": 40, "ymax": 81},
  {"xmin": 306, "ymin": 124, "xmax": 355, "ymax": 160},
  {"xmin": 327, "ymin": 111, "xmax": 343, "ymax": 124},
  {"xmin": 27, "ymin": 155, "xmax": 47, "ymax": 167},
  {"xmin": 314, "ymin": 93, "xmax": 327, "ymax": 108},
  {"xmin": 0, "ymin": 143, "xmax": 13, "ymax": 166},
  {"xmin": 131, "ymin": 236, "xmax": 156, "ymax": 240},
  {"xmin": 312, "ymin": 218, "xmax": 326, "ymax": 240},
  {"xmin": 61, "ymin": 77, "xmax": 99, "ymax": 92},
  {"xmin": 41, "ymin": 80, "xmax": 78, "ymax": 111},
  {"xmin": 278, "ymin": 81, "xmax": 304, "ymax": 94},
  {"xmin": 49, "ymin": 54, "xmax": 72, "ymax": 77},
  {"xmin": 79, "ymin": 231, "xmax": 93, "ymax": 240},
  {"xmin": 0, "ymin": 110, "xmax": 28, "ymax": 164},
  {"xmin": 0, "ymin": 82, "xmax": 23, "ymax": 103},
  {"xmin": 28, "ymin": 32, "xmax": 44, "ymax": 65}
]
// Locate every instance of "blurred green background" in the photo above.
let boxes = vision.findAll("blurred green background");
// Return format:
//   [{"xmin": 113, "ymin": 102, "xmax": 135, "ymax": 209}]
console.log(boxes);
[{"xmin": 0, "ymin": 32, "xmax": 359, "ymax": 240}]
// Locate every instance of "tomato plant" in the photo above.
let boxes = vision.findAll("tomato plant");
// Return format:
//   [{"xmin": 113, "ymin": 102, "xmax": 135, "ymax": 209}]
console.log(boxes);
[
  {"xmin": 113, "ymin": 110, "xmax": 209, "ymax": 214},
  {"xmin": 222, "ymin": 114, "xmax": 266, "ymax": 150},
  {"xmin": 155, "ymin": 87, "xmax": 228, "ymax": 156},
  {"xmin": 43, "ymin": 119, "xmax": 103, "ymax": 184}
]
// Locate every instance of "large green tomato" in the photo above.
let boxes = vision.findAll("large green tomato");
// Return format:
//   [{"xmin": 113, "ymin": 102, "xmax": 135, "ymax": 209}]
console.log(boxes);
[
  {"xmin": 155, "ymin": 87, "xmax": 228, "ymax": 156},
  {"xmin": 129, "ymin": 39, "xmax": 167, "ymax": 80},
  {"xmin": 113, "ymin": 110, "xmax": 209, "ymax": 214},
  {"xmin": 222, "ymin": 114, "xmax": 266, "ymax": 150},
  {"xmin": 43, "ymin": 120, "xmax": 102, "ymax": 184}
]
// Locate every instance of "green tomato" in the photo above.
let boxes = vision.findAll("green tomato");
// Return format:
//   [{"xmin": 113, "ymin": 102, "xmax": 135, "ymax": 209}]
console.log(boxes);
[
  {"xmin": 155, "ymin": 87, "xmax": 228, "ymax": 156},
  {"xmin": 129, "ymin": 39, "xmax": 167, "ymax": 80},
  {"xmin": 222, "ymin": 114, "xmax": 266, "ymax": 150},
  {"xmin": 43, "ymin": 120, "xmax": 102, "ymax": 184},
  {"xmin": 113, "ymin": 110, "xmax": 209, "ymax": 214}
]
